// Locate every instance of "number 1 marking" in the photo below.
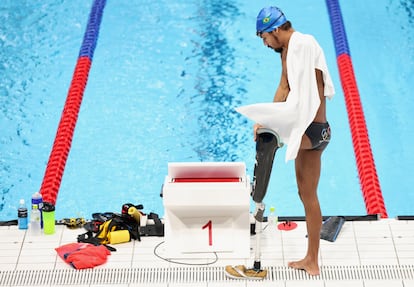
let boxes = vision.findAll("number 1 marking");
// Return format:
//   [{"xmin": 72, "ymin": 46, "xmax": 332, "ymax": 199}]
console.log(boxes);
[{"xmin": 202, "ymin": 220, "xmax": 212, "ymax": 246}]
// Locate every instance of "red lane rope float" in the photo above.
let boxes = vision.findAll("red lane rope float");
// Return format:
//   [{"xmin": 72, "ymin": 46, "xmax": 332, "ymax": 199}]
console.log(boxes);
[
  {"xmin": 326, "ymin": 0, "xmax": 387, "ymax": 218},
  {"xmin": 39, "ymin": 0, "xmax": 106, "ymax": 205},
  {"xmin": 337, "ymin": 55, "xmax": 387, "ymax": 217},
  {"xmin": 40, "ymin": 57, "xmax": 91, "ymax": 205}
]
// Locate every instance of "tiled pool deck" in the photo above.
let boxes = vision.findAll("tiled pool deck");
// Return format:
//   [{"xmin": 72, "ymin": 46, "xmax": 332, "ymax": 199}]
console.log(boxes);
[{"xmin": 0, "ymin": 218, "xmax": 413, "ymax": 286}]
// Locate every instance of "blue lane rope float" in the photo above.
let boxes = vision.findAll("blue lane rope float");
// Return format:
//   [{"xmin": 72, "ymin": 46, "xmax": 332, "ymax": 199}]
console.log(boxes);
[
  {"xmin": 79, "ymin": 0, "xmax": 106, "ymax": 59},
  {"xmin": 326, "ymin": 0, "xmax": 350, "ymax": 57}
]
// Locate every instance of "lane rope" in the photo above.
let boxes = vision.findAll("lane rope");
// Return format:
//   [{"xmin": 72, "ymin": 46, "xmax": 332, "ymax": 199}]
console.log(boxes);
[
  {"xmin": 326, "ymin": 0, "xmax": 387, "ymax": 218},
  {"xmin": 39, "ymin": 0, "xmax": 107, "ymax": 205}
]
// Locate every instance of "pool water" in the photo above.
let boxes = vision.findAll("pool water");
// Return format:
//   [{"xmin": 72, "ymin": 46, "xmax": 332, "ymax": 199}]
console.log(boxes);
[{"xmin": 1, "ymin": 0, "xmax": 413, "ymax": 221}]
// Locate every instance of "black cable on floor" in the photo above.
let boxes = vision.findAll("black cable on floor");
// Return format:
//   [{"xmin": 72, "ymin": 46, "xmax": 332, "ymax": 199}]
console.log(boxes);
[{"xmin": 153, "ymin": 241, "xmax": 218, "ymax": 266}]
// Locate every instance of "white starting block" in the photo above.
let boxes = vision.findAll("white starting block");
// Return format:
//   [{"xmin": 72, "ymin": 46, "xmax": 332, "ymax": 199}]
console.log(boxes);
[{"xmin": 162, "ymin": 162, "xmax": 251, "ymax": 258}]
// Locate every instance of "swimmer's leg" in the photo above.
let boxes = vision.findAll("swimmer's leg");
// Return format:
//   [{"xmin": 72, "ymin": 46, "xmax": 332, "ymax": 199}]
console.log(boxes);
[{"xmin": 251, "ymin": 128, "xmax": 283, "ymax": 204}]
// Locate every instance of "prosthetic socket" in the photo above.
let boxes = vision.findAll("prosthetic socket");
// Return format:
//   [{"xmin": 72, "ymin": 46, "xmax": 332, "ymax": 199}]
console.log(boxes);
[{"xmin": 251, "ymin": 128, "xmax": 283, "ymax": 204}]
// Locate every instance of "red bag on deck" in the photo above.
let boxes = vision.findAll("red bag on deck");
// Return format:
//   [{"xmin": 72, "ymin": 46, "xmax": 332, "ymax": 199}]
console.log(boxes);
[{"xmin": 55, "ymin": 242, "xmax": 111, "ymax": 269}]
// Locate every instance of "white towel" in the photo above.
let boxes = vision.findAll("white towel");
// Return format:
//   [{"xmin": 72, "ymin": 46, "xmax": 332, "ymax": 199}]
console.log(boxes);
[{"xmin": 236, "ymin": 32, "xmax": 335, "ymax": 162}]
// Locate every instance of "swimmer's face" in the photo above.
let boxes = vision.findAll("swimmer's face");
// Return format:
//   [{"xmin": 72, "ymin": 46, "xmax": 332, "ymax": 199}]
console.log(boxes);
[{"xmin": 258, "ymin": 29, "xmax": 283, "ymax": 53}]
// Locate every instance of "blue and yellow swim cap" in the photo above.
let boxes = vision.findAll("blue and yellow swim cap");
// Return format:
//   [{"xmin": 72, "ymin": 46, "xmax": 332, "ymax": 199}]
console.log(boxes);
[{"xmin": 256, "ymin": 6, "xmax": 287, "ymax": 34}]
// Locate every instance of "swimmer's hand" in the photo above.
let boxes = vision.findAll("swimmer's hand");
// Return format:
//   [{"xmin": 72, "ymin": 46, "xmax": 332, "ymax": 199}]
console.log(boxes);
[{"xmin": 253, "ymin": 123, "xmax": 263, "ymax": 142}]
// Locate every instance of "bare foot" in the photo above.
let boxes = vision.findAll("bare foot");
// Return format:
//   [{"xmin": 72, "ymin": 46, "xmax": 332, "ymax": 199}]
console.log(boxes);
[{"xmin": 288, "ymin": 257, "xmax": 320, "ymax": 276}]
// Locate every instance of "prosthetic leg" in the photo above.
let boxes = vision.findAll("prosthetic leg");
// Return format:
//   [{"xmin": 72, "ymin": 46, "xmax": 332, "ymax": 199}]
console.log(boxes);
[
  {"xmin": 252, "ymin": 128, "xmax": 282, "ymax": 271},
  {"xmin": 224, "ymin": 128, "xmax": 282, "ymax": 280}
]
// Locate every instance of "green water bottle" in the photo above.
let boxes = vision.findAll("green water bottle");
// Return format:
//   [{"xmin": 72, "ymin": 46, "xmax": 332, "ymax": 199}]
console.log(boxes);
[{"xmin": 43, "ymin": 202, "xmax": 55, "ymax": 235}]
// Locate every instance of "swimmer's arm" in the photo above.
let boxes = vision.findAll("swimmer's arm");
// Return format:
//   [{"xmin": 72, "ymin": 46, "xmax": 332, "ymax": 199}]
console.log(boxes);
[
  {"xmin": 273, "ymin": 48, "xmax": 289, "ymax": 102},
  {"xmin": 273, "ymin": 72, "xmax": 289, "ymax": 102}
]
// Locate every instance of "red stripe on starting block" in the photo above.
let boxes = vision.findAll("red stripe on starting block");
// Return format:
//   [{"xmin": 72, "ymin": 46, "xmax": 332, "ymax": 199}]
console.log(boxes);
[{"xmin": 173, "ymin": 178, "xmax": 241, "ymax": 183}]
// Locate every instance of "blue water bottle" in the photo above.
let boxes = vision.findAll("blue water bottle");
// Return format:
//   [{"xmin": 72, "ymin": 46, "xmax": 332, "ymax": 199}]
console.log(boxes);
[
  {"xmin": 18, "ymin": 199, "xmax": 28, "ymax": 230},
  {"xmin": 31, "ymin": 192, "xmax": 43, "ymax": 228}
]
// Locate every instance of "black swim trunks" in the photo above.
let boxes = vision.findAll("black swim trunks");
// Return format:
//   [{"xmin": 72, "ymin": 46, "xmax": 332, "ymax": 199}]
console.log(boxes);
[{"xmin": 304, "ymin": 122, "xmax": 331, "ymax": 151}]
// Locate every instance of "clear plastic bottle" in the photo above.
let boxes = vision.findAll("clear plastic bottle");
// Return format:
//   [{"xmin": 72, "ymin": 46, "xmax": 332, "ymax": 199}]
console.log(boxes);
[
  {"xmin": 31, "ymin": 192, "xmax": 43, "ymax": 228},
  {"xmin": 30, "ymin": 205, "xmax": 42, "ymax": 235},
  {"xmin": 18, "ymin": 199, "xmax": 28, "ymax": 230},
  {"xmin": 267, "ymin": 206, "xmax": 278, "ymax": 233}
]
